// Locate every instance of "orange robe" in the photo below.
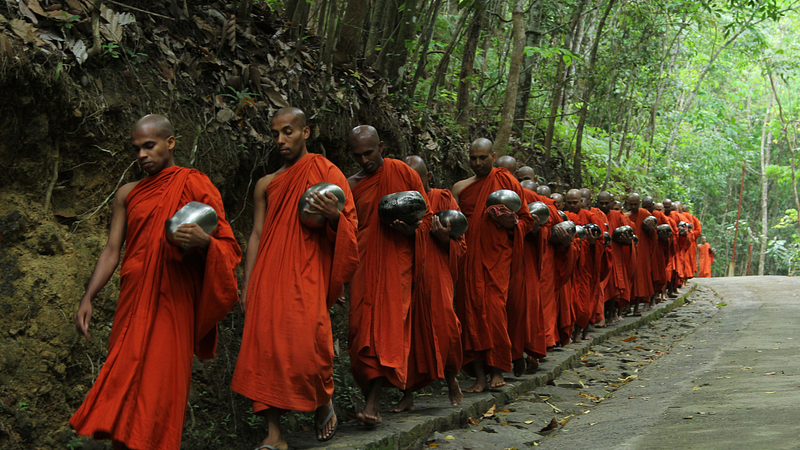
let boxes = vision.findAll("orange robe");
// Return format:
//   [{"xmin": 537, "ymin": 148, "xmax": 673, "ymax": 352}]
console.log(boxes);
[
  {"xmin": 685, "ymin": 213, "xmax": 702, "ymax": 276},
  {"xmin": 566, "ymin": 209, "xmax": 603, "ymax": 329},
  {"xmin": 70, "ymin": 166, "xmax": 241, "ymax": 450},
  {"xmin": 507, "ymin": 189, "xmax": 547, "ymax": 360},
  {"xmin": 674, "ymin": 211, "xmax": 694, "ymax": 283},
  {"xmin": 456, "ymin": 168, "xmax": 535, "ymax": 371},
  {"xmin": 589, "ymin": 207, "xmax": 612, "ymax": 322},
  {"xmin": 605, "ymin": 210, "xmax": 636, "ymax": 308},
  {"xmin": 232, "ymin": 154, "xmax": 359, "ymax": 412},
  {"xmin": 698, "ymin": 243, "xmax": 712, "ymax": 278},
  {"xmin": 406, "ymin": 188, "xmax": 464, "ymax": 390},
  {"xmin": 627, "ymin": 208, "xmax": 656, "ymax": 301},
  {"xmin": 349, "ymin": 158, "xmax": 432, "ymax": 390},
  {"xmin": 664, "ymin": 210, "xmax": 682, "ymax": 284},
  {"xmin": 650, "ymin": 210, "xmax": 671, "ymax": 292}
]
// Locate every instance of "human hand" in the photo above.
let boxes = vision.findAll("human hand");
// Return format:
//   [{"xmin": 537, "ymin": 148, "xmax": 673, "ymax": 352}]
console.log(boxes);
[
  {"xmin": 487, "ymin": 205, "xmax": 518, "ymax": 230},
  {"xmin": 304, "ymin": 191, "xmax": 341, "ymax": 223},
  {"xmin": 74, "ymin": 298, "xmax": 93, "ymax": 339},
  {"xmin": 173, "ymin": 223, "xmax": 212, "ymax": 249},
  {"xmin": 238, "ymin": 286, "xmax": 247, "ymax": 315},
  {"xmin": 551, "ymin": 225, "xmax": 572, "ymax": 247},
  {"xmin": 390, "ymin": 219, "xmax": 420, "ymax": 237},
  {"xmin": 431, "ymin": 215, "xmax": 451, "ymax": 244}
]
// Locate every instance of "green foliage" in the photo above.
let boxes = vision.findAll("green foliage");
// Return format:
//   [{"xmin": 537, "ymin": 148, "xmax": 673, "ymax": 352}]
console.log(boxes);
[
  {"xmin": 102, "ymin": 42, "xmax": 121, "ymax": 59},
  {"xmin": 66, "ymin": 436, "xmax": 83, "ymax": 450}
]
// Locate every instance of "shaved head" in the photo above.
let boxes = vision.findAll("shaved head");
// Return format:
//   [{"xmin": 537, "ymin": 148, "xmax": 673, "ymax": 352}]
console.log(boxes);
[
  {"xmin": 132, "ymin": 114, "xmax": 175, "ymax": 140},
  {"xmin": 273, "ymin": 106, "xmax": 307, "ymax": 128},
  {"xmin": 516, "ymin": 165, "xmax": 535, "ymax": 181},
  {"xmin": 627, "ymin": 192, "xmax": 641, "ymax": 211},
  {"xmin": 612, "ymin": 201, "xmax": 623, "ymax": 211},
  {"xmin": 404, "ymin": 155, "xmax": 430, "ymax": 192},
  {"xmin": 597, "ymin": 191, "xmax": 613, "ymax": 214},
  {"xmin": 349, "ymin": 124, "xmax": 381, "ymax": 147},
  {"xmin": 469, "ymin": 138, "xmax": 496, "ymax": 178},
  {"xmin": 495, "ymin": 155, "xmax": 517, "ymax": 172},
  {"xmin": 565, "ymin": 189, "xmax": 582, "ymax": 213},
  {"xmin": 349, "ymin": 125, "xmax": 384, "ymax": 174},
  {"xmin": 470, "ymin": 137, "xmax": 493, "ymax": 152},
  {"xmin": 642, "ymin": 195, "xmax": 654, "ymax": 212},
  {"xmin": 579, "ymin": 188, "xmax": 592, "ymax": 210},
  {"xmin": 521, "ymin": 180, "xmax": 537, "ymax": 191},
  {"xmin": 551, "ymin": 193, "xmax": 565, "ymax": 210},
  {"xmin": 536, "ymin": 185, "xmax": 551, "ymax": 197},
  {"xmin": 655, "ymin": 202, "xmax": 664, "ymax": 211}
]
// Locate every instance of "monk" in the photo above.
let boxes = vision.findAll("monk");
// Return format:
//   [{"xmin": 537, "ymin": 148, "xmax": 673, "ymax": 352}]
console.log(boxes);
[
  {"xmin": 698, "ymin": 236, "xmax": 712, "ymax": 277},
  {"xmin": 598, "ymin": 191, "xmax": 635, "ymax": 323},
  {"xmin": 347, "ymin": 125, "xmax": 432, "ymax": 426},
  {"xmin": 516, "ymin": 165, "xmax": 536, "ymax": 183},
  {"xmin": 672, "ymin": 201, "xmax": 694, "ymax": 287},
  {"xmin": 682, "ymin": 204, "xmax": 702, "ymax": 276},
  {"xmin": 390, "ymin": 156, "xmax": 464, "ymax": 412},
  {"xmin": 551, "ymin": 192, "xmax": 564, "ymax": 209},
  {"xmin": 70, "ymin": 115, "xmax": 241, "ymax": 450},
  {"xmin": 625, "ymin": 193, "xmax": 657, "ymax": 315},
  {"xmin": 231, "ymin": 108, "xmax": 358, "ymax": 449},
  {"xmin": 583, "ymin": 189, "xmax": 612, "ymax": 327},
  {"xmin": 537, "ymin": 185, "xmax": 552, "ymax": 197},
  {"xmin": 452, "ymin": 139, "xmax": 535, "ymax": 392},
  {"xmin": 663, "ymin": 199, "xmax": 685, "ymax": 296},
  {"xmin": 497, "ymin": 156, "xmax": 544, "ymax": 376},
  {"xmin": 643, "ymin": 196, "xmax": 672, "ymax": 303}
]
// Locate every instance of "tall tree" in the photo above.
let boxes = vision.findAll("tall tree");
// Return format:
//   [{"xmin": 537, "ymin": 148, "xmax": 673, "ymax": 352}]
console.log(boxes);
[
  {"xmin": 513, "ymin": 0, "xmax": 544, "ymax": 136},
  {"xmin": 455, "ymin": 5, "xmax": 485, "ymax": 127},
  {"xmin": 493, "ymin": 0, "xmax": 526, "ymax": 155},
  {"xmin": 758, "ymin": 89, "xmax": 773, "ymax": 275}
]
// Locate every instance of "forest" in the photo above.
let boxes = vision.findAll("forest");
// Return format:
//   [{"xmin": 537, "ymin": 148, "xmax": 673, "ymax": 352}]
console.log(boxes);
[{"xmin": 1, "ymin": 0, "xmax": 800, "ymax": 448}]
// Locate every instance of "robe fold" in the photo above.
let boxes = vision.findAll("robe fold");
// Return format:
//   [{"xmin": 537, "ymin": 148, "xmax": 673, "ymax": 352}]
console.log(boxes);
[
  {"xmin": 567, "ymin": 209, "xmax": 604, "ymax": 329},
  {"xmin": 589, "ymin": 207, "xmax": 612, "ymax": 322},
  {"xmin": 70, "ymin": 166, "xmax": 241, "ymax": 450},
  {"xmin": 674, "ymin": 211, "xmax": 694, "ymax": 283},
  {"xmin": 456, "ymin": 168, "xmax": 535, "ymax": 371},
  {"xmin": 349, "ymin": 158, "xmax": 432, "ymax": 390},
  {"xmin": 540, "ymin": 205, "xmax": 578, "ymax": 348},
  {"xmin": 627, "ymin": 208, "xmax": 656, "ymax": 301},
  {"xmin": 605, "ymin": 210, "xmax": 636, "ymax": 308},
  {"xmin": 231, "ymin": 154, "xmax": 359, "ymax": 413},
  {"xmin": 650, "ymin": 210, "xmax": 671, "ymax": 292},
  {"xmin": 406, "ymin": 188, "xmax": 464, "ymax": 390},
  {"xmin": 685, "ymin": 212, "xmax": 702, "ymax": 277},
  {"xmin": 664, "ymin": 210, "xmax": 681, "ymax": 284},
  {"xmin": 698, "ymin": 243, "xmax": 712, "ymax": 278}
]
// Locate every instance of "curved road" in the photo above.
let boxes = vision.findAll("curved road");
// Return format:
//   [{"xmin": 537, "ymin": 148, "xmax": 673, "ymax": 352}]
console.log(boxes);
[{"xmin": 540, "ymin": 276, "xmax": 800, "ymax": 450}]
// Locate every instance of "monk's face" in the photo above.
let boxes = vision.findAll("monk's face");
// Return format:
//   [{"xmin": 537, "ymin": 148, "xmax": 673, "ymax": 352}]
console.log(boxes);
[
  {"xmin": 627, "ymin": 197, "xmax": 641, "ymax": 211},
  {"xmin": 551, "ymin": 193, "xmax": 564, "ymax": 210},
  {"xmin": 663, "ymin": 200, "xmax": 674, "ymax": 213},
  {"xmin": 272, "ymin": 113, "xmax": 310, "ymax": 163},
  {"xmin": 350, "ymin": 135, "xmax": 384, "ymax": 174},
  {"xmin": 565, "ymin": 191, "xmax": 582, "ymax": 213},
  {"xmin": 131, "ymin": 123, "xmax": 175, "ymax": 175},
  {"xmin": 469, "ymin": 146, "xmax": 495, "ymax": 178},
  {"xmin": 597, "ymin": 194, "xmax": 613, "ymax": 214}
]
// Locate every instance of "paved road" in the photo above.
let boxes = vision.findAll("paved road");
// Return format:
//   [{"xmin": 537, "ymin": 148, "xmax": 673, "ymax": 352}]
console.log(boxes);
[{"xmin": 423, "ymin": 277, "xmax": 800, "ymax": 450}]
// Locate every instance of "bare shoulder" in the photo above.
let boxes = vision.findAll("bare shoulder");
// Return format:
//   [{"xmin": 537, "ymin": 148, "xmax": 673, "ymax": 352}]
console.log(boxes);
[
  {"xmin": 451, "ymin": 176, "xmax": 475, "ymax": 197},
  {"xmin": 116, "ymin": 181, "xmax": 139, "ymax": 203},
  {"xmin": 347, "ymin": 170, "xmax": 366, "ymax": 190}
]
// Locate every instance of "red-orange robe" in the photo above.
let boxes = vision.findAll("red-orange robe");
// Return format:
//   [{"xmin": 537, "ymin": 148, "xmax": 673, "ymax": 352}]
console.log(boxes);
[
  {"xmin": 605, "ymin": 210, "xmax": 636, "ymax": 308},
  {"xmin": 507, "ymin": 189, "xmax": 547, "ymax": 360},
  {"xmin": 650, "ymin": 210, "xmax": 672, "ymax": 292},
  {"xmin": 589, "ymin": 207, "xmax": 612, "ymax": 322},
  {"xmin": 698, "ymin": 243, "xmax": 712, "ymax": 278},
  {"xmin": 456, "ymin": 168, "xmax": 535, "ymax": 372},
  {"xmin": 70, "ymin": 166, "xmax": 241, "ymax": 450},
  {"xmin": 232, "ymin": 154, "xmax": 359, "ymax": 412},
  {"xmin": 674, "ymin": 211, "xmax": 694, "ymax": 283},
  {"xmin": 541, "ymin": 205, "xmax": 578, "ymax": 348},
  {"xmin": 685, "ymin": 212, "xmax": 702, "ymax": 277},
  {"xmin": 664, "ymin": 210, "xmax": 682, "ymax": 284},
  {"xmin": 567, "ymin": 209, "xmax": 603, "ymax": 329},
  {"xmin": 349, "ymin": 158, "xmax": 432, "ymax": 390},
  {"xmin": 406, "ymin": 188, "xmax": 464, "ymax": 390},
  {"xmin": 627, "ymin": 208, "xmax": 656, "ymax": 302}
]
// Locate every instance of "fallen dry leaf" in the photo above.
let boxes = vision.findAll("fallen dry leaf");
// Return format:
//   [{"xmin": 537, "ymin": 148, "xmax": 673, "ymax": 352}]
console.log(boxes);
[
  {"xmin": 445, "ymin": 435, "xmax": 455, "ymax": 440},
  {"xmin": 539, "ymin": 417, "xmax": 559, "ymax": 432},
  {"xmin": 692, "ymin": 386, "xmax": 701, "ymax": 391},
  {"xmin": 483, "ymin": 404, "xmax": 496, "ymax": 418},
  {"xmin": 428, "ymin": 444, "xmax": 438, "ymax": 448},
  {"xmin": 765, "ymin": 391, "xmax": 777, "ymax": 394},
  {"xmin": 468, "ymin": 417, "xmax": 480, "ymax": 426},
  {"xmin": 622, "ymin": 336, "xmax": 638, "ymax": 342}
]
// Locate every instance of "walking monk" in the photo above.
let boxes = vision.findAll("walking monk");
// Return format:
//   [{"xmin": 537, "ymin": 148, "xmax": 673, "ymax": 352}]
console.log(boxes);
[
  {"xmin": 565, "ymin": 189, "xmax": 603, "ymax": 342},
  {"xmin": 626, "ymin": 193, "xmax": 656, "ymax": 315},
  {"xmin": 697, "ymin": 236, "xmax": 712, "ymax": 277},
  {"xmin": 390, "ymin": 156, "xmax": 464, "ymax": 412},
  {"xmin": 347, "ymin": 125, "xmax": 432, "ymax": 426},
  {"xmin": 643, "ymin": 196, "xmax": 672, "ymax": 303},
  {"xmin": 598, "ymin": 191, "xmax": 635, "ymax": 323},
  {"xmin": 231, "ymin": 107, "xmax": 358, "ymax": 449},
  {"xmin": 452, "ymin": 139, "xmax": 535, "ymax": 392},
  {"xmin": 70, "ymin": 115, "xmax": 241, "ymax": 450}
]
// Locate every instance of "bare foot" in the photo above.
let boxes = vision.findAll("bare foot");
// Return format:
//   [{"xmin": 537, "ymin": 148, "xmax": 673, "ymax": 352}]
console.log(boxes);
[
  {"xmin": 464, "ymin": 377, "xmax": 486, "ymax": 393},
  {"xmin": 525, "ymin": 356, "xmax": 539, "ymax": 373},
  {"xmin": 445, "ymin": 371, "xmax": 463, "ymax": 406},
  {"xmin": 314, "ymin": 399, "xmax": 338, "ymax": 441},
  {"xmin": 596, "ymin": 318, "xmax": 606, "ymax": 328},
  {"xmin": 581, "ymin": 334, "xmax": 594, "ymax": 341},
  {"xmin": 388, "ymin": 390, "xmax": 414, "ymax": 412},
  {"xmin": 356, "ymin": 411, "xmax": 382, "ymax": 427},
  {"xmin": 489, "ymin": 368, "xmax": 506, "ymax": 389},
  {"xmin": 513, "ymin": 357, "xmax": 526, "ymax": 377}
]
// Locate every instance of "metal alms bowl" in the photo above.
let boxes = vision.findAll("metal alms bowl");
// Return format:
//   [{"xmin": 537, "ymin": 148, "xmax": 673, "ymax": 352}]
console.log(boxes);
[
  {"xmin": 584, "ymin": 223, "xmax": 601, "ymax": 237},
  {"xmin": 657, "ymin": 223, "xmax": 672, "ymax": 241},
  {"xmin": 642, "ymin": 215, "xmax": 658, "ymax": 232},
  {"xmin": 434, "ymin": 210, "xmax": 468, "ymax": 238},
  {"xmin": 378, "ymin": 191, "xmax": 427, "ymax": 224},
  {"xmin": 165, "ymin": 202, "xmax": 218, "ymax": 246},
  {"xmin": 612, "ymin": 225, "xmax": 634, "ymax": 244},
  {"xmin": 486, "ymin": 189, "xmax": 521, "ymax": 212},
  {"xmin": 528, "ymin": 201, "xmax": 550, "ymax": 226},
  {"xmin": 298, "ymin": 182, "xmax": 346, "ymax": 228},
  {"xmin": 575, "ymin": 225, "xmax": 587, "ymax": 242},
  {"xmin": 552, "ymin": 220, "xmax": 576, "ymax": 240},
  {"xmin": 558, "ymin": 211, "xmax": 568, "ymax": 221},
  {"xmin": 604, "ymin": 231, "xmax": 612, "ymax": 245}
]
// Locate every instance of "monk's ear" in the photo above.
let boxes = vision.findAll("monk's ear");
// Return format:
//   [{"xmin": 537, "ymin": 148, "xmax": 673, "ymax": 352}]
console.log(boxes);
[
  {"xmin": 302, "ymin": 125, "xmax": 311, "ymax": 140},
  {"xmin": 490, "ymin": 152, "xmax": 497, "ymax": 163},
  {"xmin": 166, "ymin": 135, "xmax": 176, "ymax": 152},
  {"xmin": 378, "ymin": 141, "xmax": 384, "ymax": 154},
  {"xmin": 427, "ymin": 172, "xmax": 432, "ymax": 183}
]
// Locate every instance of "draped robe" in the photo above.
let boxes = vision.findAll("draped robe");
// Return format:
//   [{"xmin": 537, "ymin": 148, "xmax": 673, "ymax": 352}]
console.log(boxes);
[
  {"xmin": 605, "ymin": 210, "xmax": 636, "ymax": 308},
  {"xmin": 685, "ymin": 212, "xmax": 702, "ymax": 277},
  {"xmin": 232, "ymin": 154, "xmax": 359, "ymax": 412},
  {"xmin": 349, "ymin": 158, "xmax": 431, "ymax": 390},
  {"xmin": 650, "ymin": 210, "xmax": 672, "ymax": 292},
  {"xmin": 455, "ymin": 168, "xmax": 535, "ymax": 371},
  {"xmin": 566, "ymin": 209, "xmax": 603, "ymax": 329},
  {"xmin": 406, "ymin": 188, "xmax": 465, "ymax": 390},
  {"xmin": 541, "ymin": 204, "xmax": 578, "ymax": 347},
  {"xmin": 698, "ymin": 243, "xmax": 712, "ymax": 278},
  {"xmin": 589, "ymin": 207, "xmax": 612, "ymax": 322},
  {"xmin": 627, "ymin": 208, "xmax": 656, "ymax": 301},
  {"xmin": 70, "ymin": 166, "xmax": 241, "ymax": 450}
]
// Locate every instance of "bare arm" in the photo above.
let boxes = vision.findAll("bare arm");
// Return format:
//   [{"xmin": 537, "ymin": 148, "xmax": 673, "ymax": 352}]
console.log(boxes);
[
  {"xmin": 73, "ymin": 182, "xmax": 135, "ymax": 338},
  {"xmin": 239, "ymin": 176, "xmax": 271, "ymax": 314}
]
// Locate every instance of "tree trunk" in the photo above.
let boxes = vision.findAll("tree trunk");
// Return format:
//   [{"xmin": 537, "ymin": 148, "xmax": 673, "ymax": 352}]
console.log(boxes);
[
  {"xmin": 493, "ymin": 0, "xmax": 526, "ymax": 155},
  {"xmin": 364, "ymin": 0, "xmax": 389, "ymax": 66},
  {"xmin": 385, "ymin": 0, "xmax": 419, "ymax": 88},
  {"xmin": 375, "ymin": 0, "xmax": 399, "ymax": 75},
  {"xmin": 407, "ymin": 0, "xmax": 443, "ymax": 96},
  {"xmin": 455, "ymin": 6, "xmax": 484, "ymax": 127},
  {"xmin": 336, "ymin": 0, "xmax": 369, "ymax": 61},
  {"xmin": 426, "ymin": 8, "xmax": 470, "ymax": 106},
  {"xmin": 573, "ymin": 0, "xmax": 615, "ymax": 187},
  {"xmin": 759, "ymin": 91, "xmax": 773, "ymax": 275},
  {"xmin": 513, "ymin": 0, "xmax": 544, "ymax": 136},
  {"xmin": 768, "ymin": 72, "xmax": 800, "ymax": 236},
  {"xmin": 320, "ymin": 0, "xmax": 340, "ymax": 75}
]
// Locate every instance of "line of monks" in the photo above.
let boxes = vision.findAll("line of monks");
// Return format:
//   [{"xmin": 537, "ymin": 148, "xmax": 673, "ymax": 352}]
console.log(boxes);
[{"xmin": 69, "ymin": 109, "xmax": 706, "ymax": 450}]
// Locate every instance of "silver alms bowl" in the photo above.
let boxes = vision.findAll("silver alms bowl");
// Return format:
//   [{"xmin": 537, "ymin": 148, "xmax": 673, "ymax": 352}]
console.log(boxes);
[
  {"xmin": 378, "ymin": 191, "xmax": 427, "ymax": 224},
  {"xmin": 558, "ymin": 211, "xmax": 568, "ymax": 221},
  {"xmin": 612, "ymin": 225, "xmax": 634, "ymax": 244},
  {"xmin": 165, "ymin": 202, "xmax": 218, "ymax": 246},
  {"xmin": 642, "ymin": 215, "xmax": 658, "ymax": 232},
  {"xmin": 298, "ymin": 182, "xmax": 346, "ymax": 228},
  {"xmin": 552, "ymin": 220, "xmax": 576, "ymax": 240},
  {"xmin": 528, "ymin": 201, "xmax": 549, "ymax": 226},
  {"xmin": 575, "ymin": 225, "xmax": 587, "ymax": 242},
  {"xmin": 434, "ymin": 210, "xmax": 468, "ymax": 238},
  {"xmin": 486, "ymin": 189, "xmax": 521, "ymax": 212}
]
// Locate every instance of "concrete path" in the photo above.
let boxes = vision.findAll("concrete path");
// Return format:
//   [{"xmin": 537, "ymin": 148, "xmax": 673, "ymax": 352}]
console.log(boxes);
[{"xmin": 279, "ymin": 283, "xmax": 698, "ymax": 450}]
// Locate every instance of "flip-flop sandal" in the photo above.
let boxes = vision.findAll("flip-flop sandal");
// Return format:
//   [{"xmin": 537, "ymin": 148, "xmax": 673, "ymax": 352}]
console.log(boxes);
[{"xmin": 316, "ymin": 402, "xmax": 339, "ymax": 442}]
